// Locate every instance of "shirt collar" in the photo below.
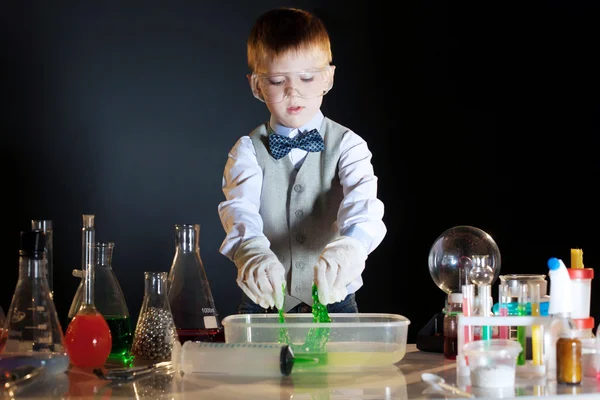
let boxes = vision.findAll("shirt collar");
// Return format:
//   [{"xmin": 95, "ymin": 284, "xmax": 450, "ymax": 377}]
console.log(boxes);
[{"xmin": 269, "ymin": 110, "xmax": 324, "ymax": 138}]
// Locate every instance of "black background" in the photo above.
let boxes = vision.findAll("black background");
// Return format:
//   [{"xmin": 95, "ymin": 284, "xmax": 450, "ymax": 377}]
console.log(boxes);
[{"xmin": 1, "ymin": 1, "xmax": 599, "ymax": 344}]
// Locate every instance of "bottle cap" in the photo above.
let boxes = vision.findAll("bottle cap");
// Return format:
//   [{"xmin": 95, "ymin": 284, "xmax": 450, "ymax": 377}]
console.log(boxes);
[
  {"xmin": 20, "ymin": 230, "xmax": 46, "ymax": 258},
  {"xmin": 573, "ymin": 317, "xmax": 595, "ymax": 331},
  {"xmin": 568, "ymin": 268, "xmax": 594, "ymax": 280},
  {"xmin": 449, "ymin": 293, "xmax": 463, "ymax": 304}
]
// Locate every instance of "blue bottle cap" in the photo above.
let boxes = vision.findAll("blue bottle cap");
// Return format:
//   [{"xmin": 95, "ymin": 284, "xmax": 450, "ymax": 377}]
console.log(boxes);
[{"xmin": 547, "ymin": 257, "xmax": 560, "ymax": 270}]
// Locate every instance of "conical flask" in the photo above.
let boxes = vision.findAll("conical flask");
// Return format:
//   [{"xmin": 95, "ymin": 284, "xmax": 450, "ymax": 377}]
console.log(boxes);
[
  {"xmin": 132, "ymin": 272, "xmax": 179, "ymax": 362},
  {"xmin": 167, "ymin": 224, "xmax": 223, "ymax": 343},
  {"xmin": 67, "ymin": 242, "xmax": 133, "ymax": 359},
  {"xmin": 0, "ymin": 230, "xmax": 66, "ymax": 354}
]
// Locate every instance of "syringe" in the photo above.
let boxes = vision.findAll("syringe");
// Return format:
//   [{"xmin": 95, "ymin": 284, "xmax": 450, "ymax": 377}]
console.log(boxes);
[{"xmin": 177, "ymin": 342, "xmax": 300, "ymax": 377}]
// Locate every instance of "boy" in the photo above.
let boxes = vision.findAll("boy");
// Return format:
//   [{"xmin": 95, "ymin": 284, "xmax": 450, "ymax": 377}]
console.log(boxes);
[{"xmin": 218, "ymin": 7, "xmax": 386, "ymax": 313}]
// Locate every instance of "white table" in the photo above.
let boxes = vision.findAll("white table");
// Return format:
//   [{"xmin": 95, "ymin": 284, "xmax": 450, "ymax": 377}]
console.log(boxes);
[{"xmin": 13, "ymin": 344, "xmax": 600, "ymax": 399}]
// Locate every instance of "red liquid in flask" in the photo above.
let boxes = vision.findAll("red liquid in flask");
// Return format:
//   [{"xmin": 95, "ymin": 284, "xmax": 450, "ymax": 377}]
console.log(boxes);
[
  {"xmin": 65, "ymin": 310, "xmax": 112, "ymax": 368},
  {"xmin": 177, "ymin": 328, "xmax": 225, "ymax": 343}
]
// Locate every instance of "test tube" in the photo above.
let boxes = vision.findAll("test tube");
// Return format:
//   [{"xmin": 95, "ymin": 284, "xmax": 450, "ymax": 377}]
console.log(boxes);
[
  {"xmin": 530, "ymin": 282, "xmax": 543, "ymax": 366},
  {"xmin": 498, "ymin": 283, "xmax": 510, "ymax": 339},
  {"xmin": 517, "ymin": 283, "xmax": 528, "ymax": 366},
  {"xmin": 462, "ymin": 284, "xmax": 475, "ymax": 346},
  {"xmin": 479, "ymin": 284, "xmax": 492, "ymax": 340}
]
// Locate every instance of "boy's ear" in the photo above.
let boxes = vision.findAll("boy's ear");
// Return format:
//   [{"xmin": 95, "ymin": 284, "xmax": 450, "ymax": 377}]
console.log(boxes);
[{"xmin": 328, "ymin": 65, "xmax": 336, "ymax": 91}]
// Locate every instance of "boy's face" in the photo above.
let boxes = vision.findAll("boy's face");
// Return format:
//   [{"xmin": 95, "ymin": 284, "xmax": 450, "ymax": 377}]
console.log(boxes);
[{"xmin": 257, "ymin": 51, "xmax": 334, "ymax": 129}]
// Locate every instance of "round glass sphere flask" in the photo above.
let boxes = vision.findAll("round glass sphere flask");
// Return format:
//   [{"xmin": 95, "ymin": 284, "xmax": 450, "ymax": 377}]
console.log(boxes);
[{"xmin": 428, "ymin": 225, "xmax": 501, "ymax": 294}]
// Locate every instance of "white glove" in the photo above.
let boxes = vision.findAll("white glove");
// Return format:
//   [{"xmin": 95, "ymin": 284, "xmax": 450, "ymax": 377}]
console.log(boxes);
[
  {"xmin": 234, "ymin": 237, "xmax": 285, "ymax": 310},
  {"xmin": 314, "ymin": 236, "xmax": 368, "ymax": 305}
]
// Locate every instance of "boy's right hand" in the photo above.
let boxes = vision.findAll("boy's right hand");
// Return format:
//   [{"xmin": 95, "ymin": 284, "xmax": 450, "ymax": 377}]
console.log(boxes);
[{"xmin": 234, "ymin": 237, "xmax": 285, "ymax": 310}]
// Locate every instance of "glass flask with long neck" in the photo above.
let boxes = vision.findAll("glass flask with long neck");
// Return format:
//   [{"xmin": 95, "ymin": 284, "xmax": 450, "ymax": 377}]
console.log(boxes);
[
  {"xmin": 64, "ymin": 215, "xmax": 112, "ymax": 368},
  {"xmin": 0, "ymin": 230, "xmax": 66, "ymax": 355},
  {"xmin": 167, "ymin": 224, "xmax": 224, "ymax": 343}
]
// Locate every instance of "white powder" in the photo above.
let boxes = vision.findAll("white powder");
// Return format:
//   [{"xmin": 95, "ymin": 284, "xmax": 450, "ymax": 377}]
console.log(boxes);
[{"xmin": 470, "ymin": 364, "xmax": 515, "ymax": 388}]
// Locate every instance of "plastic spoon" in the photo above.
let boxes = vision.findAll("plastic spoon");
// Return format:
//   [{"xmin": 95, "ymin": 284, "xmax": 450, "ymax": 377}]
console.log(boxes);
[{"xmin": 421, "ymin": 373, "xmax": 474, "ymax": 398}]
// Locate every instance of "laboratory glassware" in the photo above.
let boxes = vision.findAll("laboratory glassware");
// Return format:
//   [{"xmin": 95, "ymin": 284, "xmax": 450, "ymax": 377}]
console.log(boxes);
[
  {"xmin": 0, "ymin": 230, "xmax": 66, "ymax": 354},
  {"xmin": 443, "ymin": 292, "xmax": 462, "ymax": 360},
  {"xmin": 132, "ymin": 272, "xmax": 179, "ymax": 362},
  {"xmin": 31, "ymin": 220, "xmax": 53, "ymax": 297},
  {"xmin": 65, "ymin": 215, "xmax": 112, "ymax": 368},
  {"xmin": 67, "ymin": 242, "xmax": 132, "ymax": 359},
  {"xmin": 68, "ymin": 214, "xmax": 96, "ymax": 320},
  {"xmin": 167, "ymin": 224, "xmax": 224, "ymax": 343}
]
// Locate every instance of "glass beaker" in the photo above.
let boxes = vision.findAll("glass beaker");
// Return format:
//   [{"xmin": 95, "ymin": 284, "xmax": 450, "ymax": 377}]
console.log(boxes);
[
  {"xmin": 0, "ymin": 230, "xmax": 66, "ymax": 354},
  {"xmin": 31, "ymin": 220, "xmax": 53, "ymax": 297},
  {"xmin": 167, "ymin": 224, "xmax": 223, "ymax": 343},
  {"xmin": 67, "ymin": 242, "xmax": 133, "ymax": 360},
  {"xmin": 132, "ymin": 272, "xmax": 179, "ymax": 362}
]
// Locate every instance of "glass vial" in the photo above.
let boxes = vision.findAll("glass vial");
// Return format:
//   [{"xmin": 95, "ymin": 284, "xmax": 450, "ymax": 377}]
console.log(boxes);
[
  {"xmin": 31, "ymin": 220, "xmax": 53, "ymax": 297},
  {"xmin": 167, "ymin": 224, "xmax": 223, "ymax": 343},
  {"xmin": 443, "ymin": 293, "xmax": 462, "ymax": 360},
  {"xmin": 557, "ymin": 334, "xmax": 582, "ymax": 384},
  {"xmin": 132, "ymin": 272, "xmax": 179, "ymax": 362},
  {"xmin": 1, "ymin": 230, "xmax": 66, "ymax": 354}
]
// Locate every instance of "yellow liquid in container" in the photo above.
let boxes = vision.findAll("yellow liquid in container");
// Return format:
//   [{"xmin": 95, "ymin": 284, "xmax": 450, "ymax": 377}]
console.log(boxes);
[{"xmin": 293, "ymin": 342, "xmax": 405, "ymax": 371}]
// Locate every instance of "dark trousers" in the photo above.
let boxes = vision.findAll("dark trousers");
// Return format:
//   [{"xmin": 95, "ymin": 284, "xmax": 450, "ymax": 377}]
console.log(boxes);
[{"xmin": 237, "ymin": 292, "xmax": 359, "ymax": 314}]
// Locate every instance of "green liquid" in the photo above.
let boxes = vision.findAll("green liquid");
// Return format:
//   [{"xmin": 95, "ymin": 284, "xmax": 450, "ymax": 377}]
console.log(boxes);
[
  {"xmin": 105, "ymin": 316, "xmax": 133, "ymax": 358},
  {"xmin": 278, "ymin": 284, "xmax": 331, "ymax": 365}
]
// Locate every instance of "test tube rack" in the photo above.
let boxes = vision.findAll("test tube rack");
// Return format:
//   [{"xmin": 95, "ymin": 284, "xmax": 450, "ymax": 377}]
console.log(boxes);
[{"xmin": 457, "ymin": 315, "xmax": 552, "ymax": 377}]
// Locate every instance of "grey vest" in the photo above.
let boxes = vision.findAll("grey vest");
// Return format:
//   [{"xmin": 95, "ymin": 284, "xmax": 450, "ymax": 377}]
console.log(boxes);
[{"xmin": 249, "ymin": 117, "xmax": 346, "ymax": 310}]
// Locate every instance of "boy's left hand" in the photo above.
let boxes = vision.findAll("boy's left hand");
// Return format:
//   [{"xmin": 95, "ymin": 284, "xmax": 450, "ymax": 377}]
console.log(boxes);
[{"xmin": 314, "ymin": 236, "xmax": 367, "ymax": 305}]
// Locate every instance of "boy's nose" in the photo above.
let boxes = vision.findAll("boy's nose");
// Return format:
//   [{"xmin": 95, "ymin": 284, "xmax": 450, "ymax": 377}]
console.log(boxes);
[{"xmin": 284, "ymin": 87, "xmax": 302, "ymax": 98}]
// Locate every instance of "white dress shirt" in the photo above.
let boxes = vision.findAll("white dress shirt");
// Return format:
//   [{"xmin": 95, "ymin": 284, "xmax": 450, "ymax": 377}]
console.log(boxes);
[{"xmin": 218, "ymin": 110, "xmax": 387, "ymax": 293}]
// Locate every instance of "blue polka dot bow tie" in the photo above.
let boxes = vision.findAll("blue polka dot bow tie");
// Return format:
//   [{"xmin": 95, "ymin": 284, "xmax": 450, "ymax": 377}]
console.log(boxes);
[{"xmin": 268, "ymin": 129, "xmax": 325, "ymax": 160}]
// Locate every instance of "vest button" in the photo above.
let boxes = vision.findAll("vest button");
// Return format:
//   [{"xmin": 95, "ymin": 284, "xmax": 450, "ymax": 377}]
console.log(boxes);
[
  {"xmin": 295, "ymin": 209, "xmax": 304, "ymax": 218},
  {"xmin": 296, "ymin": 234, "xmax": 306, "ymax": 244},
  {"xmin": 295, "ymin": 261, "xmax": 306, "ymax": 270},
  {"xmin": 293, "ymin": 184, "xmax": 304, "ymax": 193},
  {"xmin": 295, "ymin": 285, "xmax": 302, "ymax": 293}
]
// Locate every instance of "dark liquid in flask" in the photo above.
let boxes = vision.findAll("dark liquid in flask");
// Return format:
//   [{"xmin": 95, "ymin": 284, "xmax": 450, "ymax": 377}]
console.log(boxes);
[{"xmin": 177, "ymin": 328, "xmax": 225, "ymax": 344}]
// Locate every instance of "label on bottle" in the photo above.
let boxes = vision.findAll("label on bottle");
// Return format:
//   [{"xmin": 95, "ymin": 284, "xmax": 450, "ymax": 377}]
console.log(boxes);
[{"xmin": 204, "ymin": 316, "xmax": 218, "ymax": 329}]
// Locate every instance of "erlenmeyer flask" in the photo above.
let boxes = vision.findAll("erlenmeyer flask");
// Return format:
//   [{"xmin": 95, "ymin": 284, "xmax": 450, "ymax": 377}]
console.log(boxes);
[
  {"xmin": 67, "ymin": 243, "xmax": 133, "ymax": 359},
  {"xmin": 167, "ymin": 224, "xmax": 223, "ymax": 343},
  {"xmin": 0, "ymin": 230, "xmax": 66, "ymax": 354},
  {"xmin": 31, "ymin": 220, "xmax": 53, "ymax": 297},
  {"xmin": 132, "ymin": 272, "xmax": 179, "ymax": 362}
]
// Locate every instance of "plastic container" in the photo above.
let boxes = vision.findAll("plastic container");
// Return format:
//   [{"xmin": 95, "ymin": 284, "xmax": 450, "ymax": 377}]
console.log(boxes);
[
  {"xmin": 568, "ymin": 268, "xmax": 594, "ymax": 319},
  {"xmin": 222, "ymin": 313, "xmax": 410, "ymax": 372},
  {"xmin": 462, "ymin": 339, "xmax": 522, "ymax": 388}
]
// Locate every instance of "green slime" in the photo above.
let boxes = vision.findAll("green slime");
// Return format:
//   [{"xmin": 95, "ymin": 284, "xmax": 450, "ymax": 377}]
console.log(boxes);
[{"xmin": 278, "ymin": 284, "xmax": 331, "ymax": 365}]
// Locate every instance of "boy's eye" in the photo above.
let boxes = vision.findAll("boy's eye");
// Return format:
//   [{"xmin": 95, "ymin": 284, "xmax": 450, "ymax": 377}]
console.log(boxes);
[
  {"xmin": 299, "ymin": 73, "xmax": 315, "ymax": 82},
  {"xmin": 267, "ymin": 76, "xmax": 285, "ymax": 86}
]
